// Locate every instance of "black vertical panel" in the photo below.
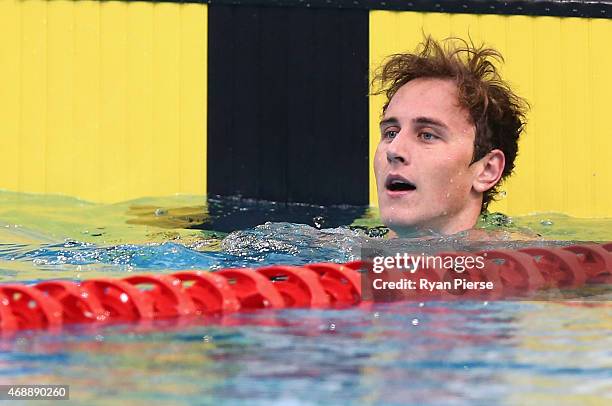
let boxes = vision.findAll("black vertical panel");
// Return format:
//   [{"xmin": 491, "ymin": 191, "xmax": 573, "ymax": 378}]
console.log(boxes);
[
  {"xmin": 338, "ymin": 9, "xmax": 370, "ymax": 204},
  {"xmin": 200, "ymin": 0, "xmax": 612, "ymax": 19},
  {"xmin": 208, "ymin": 5, "xmax": 369, "ymax": 205},
  {"xmin": 228, "ymin": 7, "xmax": 261, "ymax": 197},
  {"xmin": 310, "ymin": 9, "xmax": 341, "ymax": 205},
  {"xmin": 286, "ymin": 9, "xmax": 315, "ymax": 204},
  {"xmin": 207, "ymin": 6, "xmax": 234, "ymax": 196},
  {"xmin": 258, "ymin": 7, "xmax": 289, "ymax": 201}
]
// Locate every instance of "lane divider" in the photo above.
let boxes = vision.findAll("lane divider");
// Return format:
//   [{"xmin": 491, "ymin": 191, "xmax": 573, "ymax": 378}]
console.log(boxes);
[{"xmin": 0, "ymin": 243, "xmax": 610, "ymax": 334}]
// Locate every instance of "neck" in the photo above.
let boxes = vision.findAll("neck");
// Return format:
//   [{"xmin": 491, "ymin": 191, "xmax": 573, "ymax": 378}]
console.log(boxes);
[{"xmin": 391, "ymin": 202, "xmax": 482, "ymax": 238}]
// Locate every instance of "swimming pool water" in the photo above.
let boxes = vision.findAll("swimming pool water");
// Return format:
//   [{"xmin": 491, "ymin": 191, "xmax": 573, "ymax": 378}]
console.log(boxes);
[{"xmin": 0, "ymin": 191, "xmax": 611, "ymax": 405}]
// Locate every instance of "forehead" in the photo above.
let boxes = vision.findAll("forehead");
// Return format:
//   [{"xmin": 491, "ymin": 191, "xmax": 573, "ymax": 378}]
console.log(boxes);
[{"xmin": 385, "ymin": 78, "xmax": 473, "ymax": 131}]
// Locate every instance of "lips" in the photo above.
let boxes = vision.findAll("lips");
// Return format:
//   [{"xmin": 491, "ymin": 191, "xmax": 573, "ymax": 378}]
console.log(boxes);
[{"xmin": 385, "ymin": 174, "xmax": 417, "ymax": 193}]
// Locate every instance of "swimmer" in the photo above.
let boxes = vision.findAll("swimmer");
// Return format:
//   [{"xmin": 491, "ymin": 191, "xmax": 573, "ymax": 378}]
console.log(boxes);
[{"xmin": 372, "ymin": 36, "xmax": 529, "ymax": 238}]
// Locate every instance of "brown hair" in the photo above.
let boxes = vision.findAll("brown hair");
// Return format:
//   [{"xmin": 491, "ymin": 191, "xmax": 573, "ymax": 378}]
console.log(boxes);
[{"xmin": 371, "ymin": 36, "xmax": 529, "ymax": 212}]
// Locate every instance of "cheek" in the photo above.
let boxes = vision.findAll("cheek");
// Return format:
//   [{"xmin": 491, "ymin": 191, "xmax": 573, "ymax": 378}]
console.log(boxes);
[
  {"xmin": 425, "ymin": 154, "xmax": 473, "ymax": 197},
  {"xmin": 373, "ymin": 146, "xmax": 385, "ymax": 177}
]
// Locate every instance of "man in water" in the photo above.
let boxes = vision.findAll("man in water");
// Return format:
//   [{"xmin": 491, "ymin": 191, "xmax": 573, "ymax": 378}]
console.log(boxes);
[{"xmin": 372, "ymin": 36, "xmax": 529, "ymax": 237}]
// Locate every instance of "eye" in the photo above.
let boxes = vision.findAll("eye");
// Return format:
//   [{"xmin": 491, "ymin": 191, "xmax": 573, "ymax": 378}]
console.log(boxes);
[
  {"xmin": 418, "ymin": 131, "xmax": 439, "ymax": 141},
  {"xmin": 383, "ymin": 130, "xmax": 399, "ymax": 140}
]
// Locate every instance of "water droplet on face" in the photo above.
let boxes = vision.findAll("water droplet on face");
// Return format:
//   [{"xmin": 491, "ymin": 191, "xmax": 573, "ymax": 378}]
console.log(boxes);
[
  {"xmin": 411, "ymin": 318, "xmax": 419, "ymax": 326},
  {"xmin": 540, "ymin": 219, "xmax": 553, "ymax": 226}
]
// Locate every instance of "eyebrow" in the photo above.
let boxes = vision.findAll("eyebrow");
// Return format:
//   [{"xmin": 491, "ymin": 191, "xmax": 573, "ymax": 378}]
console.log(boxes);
[
  {"xmin": 379, "ymin": 117, "xmax": 400, "ymax": 129},
  {"xmin": 379, "ymin": 116, "xmax": 449, "ymax": 131},
  {"xmin": 412, "ymin": 116, "xmax": 449, "ymax": 131}
]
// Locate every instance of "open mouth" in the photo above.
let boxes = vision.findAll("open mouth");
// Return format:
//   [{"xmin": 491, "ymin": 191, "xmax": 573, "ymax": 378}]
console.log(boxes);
[{"xmin": 385, "ymin": 175, "xmax": 417, "ymax": 192}]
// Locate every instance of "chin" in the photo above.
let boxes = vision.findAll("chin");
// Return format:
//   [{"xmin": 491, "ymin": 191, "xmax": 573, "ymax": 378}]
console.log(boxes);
[
  {"xmin": 381, "ymin": 213, "xmax": 421, "ymax": 231},
  {"xmin": 381, "ymin": 209, "xmax": 443, "ymax": 235}
]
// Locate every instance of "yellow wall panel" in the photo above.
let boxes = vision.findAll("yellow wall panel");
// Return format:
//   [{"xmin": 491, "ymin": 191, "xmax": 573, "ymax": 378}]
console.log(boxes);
[
  {"xmin": 590, "ymin": 19, "xmax": 612, "ymax": 218},
  {"xmin": 449, "ymin": 12, "xmax": 479, "ymax": 40},
  {"xmin": 73, "ymin": 1, "xmax": 101, "ymax": 201},
  {"xmin": 126, "ymin": 2, "xmax": 154, "ymax": 198},
  {"xmin": 421, "ymin": 12, "xmax": 452, "ymax": 37},
  {"xmin": 47, "ymin": 1, "xmax": 75, "ymax": 197},
  {"xmin": 504, "ymin": 16, "xmax": 535, "ymax": 214},
  {"xmin": 561, "ymin": 18, "xmax": 591, "ymax": 217},
  {"xmin": 20, "ymin": 0, "xmax": 47, "ymax": 194},
  {"xmin": 0, "ymin": 0, "xmax": 207, "ymax": 203},
  {"xmin": 100, "ymin": 2, "xmax": 129, "ymax": 202},
  {"xmin": 152, "ymin": 3, "xmax": 181, "ymax": 197},
  {"xmin": 179, "ymin": 4, "xmax": 207, "ymax": 195},
  {"xmin": 0, "ymin": 0, "xmax": 21, "ymax": 192},
  {"xmin": 370, "ymin": 11, "xmax": 612, "ymax": 217},
  {"xmin": 533, "ymin": 17, "xmax": 564, "ymax": 213}
]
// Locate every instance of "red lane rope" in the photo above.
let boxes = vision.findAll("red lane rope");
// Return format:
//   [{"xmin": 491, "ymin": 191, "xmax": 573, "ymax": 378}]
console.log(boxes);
[{"xmin": 0, "ymin": 242, "xmax": 610, "ymax": 333}]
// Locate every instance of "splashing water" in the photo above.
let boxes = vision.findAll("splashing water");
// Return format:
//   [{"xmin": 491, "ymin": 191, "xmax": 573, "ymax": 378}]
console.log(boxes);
[{"xmin": 1, "ymin": 192, "xmax": 611, "ymax": 282}]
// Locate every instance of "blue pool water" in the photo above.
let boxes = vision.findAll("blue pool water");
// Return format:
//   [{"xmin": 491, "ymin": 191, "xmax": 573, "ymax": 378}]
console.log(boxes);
[{"xmin": 0, "ymin": 192, "xmax": 611, "ymax": 405}]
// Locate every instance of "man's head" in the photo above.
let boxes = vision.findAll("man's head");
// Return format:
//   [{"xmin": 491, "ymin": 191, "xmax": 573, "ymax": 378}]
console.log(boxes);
[{"xmin": 372, "ymin": 36, "xmax": 528, "ymax": 236}]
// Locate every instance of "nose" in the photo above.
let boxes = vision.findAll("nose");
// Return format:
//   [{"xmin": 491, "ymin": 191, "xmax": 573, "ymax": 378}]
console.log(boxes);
[{"xmin": 386, "ymin": 136, "xmax": 409, "ymax": 165}]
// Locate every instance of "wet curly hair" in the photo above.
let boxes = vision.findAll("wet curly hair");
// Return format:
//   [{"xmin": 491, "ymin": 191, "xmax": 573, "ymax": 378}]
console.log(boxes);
[{"xmin": 371, "ymin": 35, "xmax": 529, "ymax": 212}]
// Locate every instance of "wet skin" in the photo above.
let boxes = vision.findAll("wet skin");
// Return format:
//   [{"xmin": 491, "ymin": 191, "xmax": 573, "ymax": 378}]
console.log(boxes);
[{"xmin": 374, "ymin": 78, "xmax": 505, "ymax": 236}]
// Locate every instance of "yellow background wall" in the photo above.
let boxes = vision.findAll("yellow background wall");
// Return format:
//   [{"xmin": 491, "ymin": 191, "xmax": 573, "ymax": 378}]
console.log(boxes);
[
  {"xmin": 369, "ymin": 11, "xmax": 612, "ymax": 217},
  {"xmin": 1, "ymin": 2, "xmax": 610, "ymax": 216},
  {"xmin": 0, "ymin": 0, "xmax": 207, "ymax": 203}
]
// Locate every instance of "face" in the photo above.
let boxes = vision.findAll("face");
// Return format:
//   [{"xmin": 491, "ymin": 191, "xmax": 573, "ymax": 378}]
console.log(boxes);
[{"xmin": 374, "ymin": 78, "xmax": 482, "ymax": 235}]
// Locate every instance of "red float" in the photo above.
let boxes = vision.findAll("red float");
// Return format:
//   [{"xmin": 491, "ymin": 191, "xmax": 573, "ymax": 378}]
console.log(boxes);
[
  {"xmin": 216, "ymin": 268, "xmax": 285, "ymax": 309},
  {"xmin": 562, "ymin": 244, "xmax": 612, "ymax": 283},
  {"xmin": 519, "ymin": 248, "xmax": 586, "ymax": 287},
  {"xmin": 478, "ymin": 250, "xmax": 546, "ymax": 295},
  {"xmin": 0, "ymin": 291, "xmax": 17, "ymax": 333},
  {"xmin": 258, "ymin": 265, "xmax": 330, "ymax": 307},
  {"xmin": 123, "ymin": 274, "xmax": 197, "ymax": 319},
  {"xmin": 172, "ymin": 271, "xmax": 241, "ymax": 315},
  {"xmin": 304, "ymin": 263, "xmax": 362, "ymax": 305},
  {"xmin": 0, "ymin": 284, "xmax": 63, "ymax": 330},
  {"xmin": 81, "ymin": 279, "xmax": 154, "ymax": 323},
  {"xmin": 36, "ymin": 280, "xmax": 107, "ymax": 324},
  {"xmin": 0, "ymin": 242, "xmax": 609, "ymax": 333}
]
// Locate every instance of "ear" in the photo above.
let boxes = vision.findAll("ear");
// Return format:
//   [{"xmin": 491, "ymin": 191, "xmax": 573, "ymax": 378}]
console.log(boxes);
[{"xmin": 472, "ymin": 149, "xmax": 505, "ymax": 193}]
